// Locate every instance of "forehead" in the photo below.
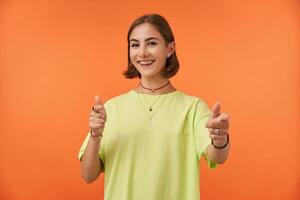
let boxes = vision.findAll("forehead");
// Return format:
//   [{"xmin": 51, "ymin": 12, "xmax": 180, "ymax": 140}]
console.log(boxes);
[{"xmin": 129, "ymin": 23, "xmax": 163, "ymax": 41}]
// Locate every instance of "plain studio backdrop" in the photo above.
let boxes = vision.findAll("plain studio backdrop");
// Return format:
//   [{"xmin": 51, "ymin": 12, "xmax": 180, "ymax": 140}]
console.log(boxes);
[{"xmin": 0, "ymin": 0, "xmax": 299, "ymax": 200}]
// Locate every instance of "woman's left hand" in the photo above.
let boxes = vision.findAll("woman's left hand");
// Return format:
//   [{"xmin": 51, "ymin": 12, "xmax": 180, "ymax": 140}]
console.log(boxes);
[{"xmin": 205, "ymin": 102, "xmax": 230, "ymax": 147}]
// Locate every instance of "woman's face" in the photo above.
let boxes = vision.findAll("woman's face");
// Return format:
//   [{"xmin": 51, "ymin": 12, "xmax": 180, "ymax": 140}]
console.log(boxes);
[{"xmin": 129, "ymin": 23, "xmax": 174, "ymax": 80}]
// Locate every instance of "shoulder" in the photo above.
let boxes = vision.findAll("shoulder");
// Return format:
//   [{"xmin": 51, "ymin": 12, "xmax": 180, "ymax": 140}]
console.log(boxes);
[
  {"xmin": 175, "ymin": 90, "xmax": 208, "ymax": 107},
  {"xmin": 103, "ymin": 90, "xmax": 134, "ymax": 108},
  {"xmin": 174, "ymin": 91, "xmax": 211, "ymax": 119}
]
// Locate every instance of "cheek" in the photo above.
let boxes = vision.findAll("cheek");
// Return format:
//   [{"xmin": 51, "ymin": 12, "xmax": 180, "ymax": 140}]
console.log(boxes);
[
  {"xmin": 129, "ymin": 50, "xmax": 136, "ymax": 61},
  {"xmin": 154, "ymin": 47, "xmax": 167, "ymax": 58},
  {"xmin": 155, "ymin": 50, "xmax": 167, "ymax": 63}
]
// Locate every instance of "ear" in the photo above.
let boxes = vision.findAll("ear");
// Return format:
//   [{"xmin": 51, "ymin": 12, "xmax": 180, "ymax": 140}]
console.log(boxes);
[{"xmin": 167, "ymin": 41, "xmax": 175, "ymax": 58}]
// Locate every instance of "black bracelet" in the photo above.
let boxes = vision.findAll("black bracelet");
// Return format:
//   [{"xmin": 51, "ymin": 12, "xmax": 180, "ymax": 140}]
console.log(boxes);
[{"xmin": 211, "ymin": 134, "xmax": 229, "ymax": 149}]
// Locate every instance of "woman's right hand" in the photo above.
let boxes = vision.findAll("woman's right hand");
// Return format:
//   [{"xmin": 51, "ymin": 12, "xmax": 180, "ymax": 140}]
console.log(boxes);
[{"xmin": 89, "ymin": 95, "xmax": 106, "ymax": 137}]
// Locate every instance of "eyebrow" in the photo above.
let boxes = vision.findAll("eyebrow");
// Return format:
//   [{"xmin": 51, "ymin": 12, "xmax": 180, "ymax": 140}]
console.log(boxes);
[{"xmin": 129, "ymin": 37, "xmax": 159, "ymax": 42}]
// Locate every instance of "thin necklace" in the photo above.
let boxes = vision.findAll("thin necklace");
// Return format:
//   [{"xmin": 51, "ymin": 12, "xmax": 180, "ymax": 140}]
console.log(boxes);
[
  {"xmin": 139, "ymin": 81, "xmax": 170, "ymax": 93},
  {"xmin": 142, "ymin": 93, "xmax": 162, "ymax": 112},
  {"xmin": 137, "ymin": 93, "xmax": 169, "ymax": 128}
]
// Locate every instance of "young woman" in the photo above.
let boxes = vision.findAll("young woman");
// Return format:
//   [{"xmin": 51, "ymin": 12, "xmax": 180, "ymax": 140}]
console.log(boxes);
[{"xmin": 78, "ymin": 14, "xmax": 230, "ymax": 200}]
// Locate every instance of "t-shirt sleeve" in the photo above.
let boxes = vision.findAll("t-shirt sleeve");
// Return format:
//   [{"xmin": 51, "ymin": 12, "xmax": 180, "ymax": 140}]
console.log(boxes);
[
  {"xmin": 77, "ymin": 102, "xmax": 109, "ymax": 169},
  {"xmin": 193, "ymin": 99, "xmax": 217, "ymax": 168}
]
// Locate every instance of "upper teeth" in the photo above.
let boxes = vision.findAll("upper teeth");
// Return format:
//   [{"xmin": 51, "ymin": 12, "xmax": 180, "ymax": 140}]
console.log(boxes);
[{"xmin": 138, "ymin": 60, "xmax": 154, "ymax": 65}]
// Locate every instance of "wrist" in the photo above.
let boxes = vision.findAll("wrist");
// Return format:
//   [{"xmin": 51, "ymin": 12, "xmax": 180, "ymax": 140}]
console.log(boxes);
[
  {"xmin": 211, "ymin": 134, "xmax": 229, "ymax": 149},
  {"xmin": 90, "ymin": 129, "xmax": 103, "ymax": 139}
]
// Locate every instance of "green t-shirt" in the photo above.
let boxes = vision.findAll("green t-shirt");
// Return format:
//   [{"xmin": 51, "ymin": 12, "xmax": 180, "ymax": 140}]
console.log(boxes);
[{"xmin": 78, "ymin": 90, "xmax": 217, "ymax": 200}]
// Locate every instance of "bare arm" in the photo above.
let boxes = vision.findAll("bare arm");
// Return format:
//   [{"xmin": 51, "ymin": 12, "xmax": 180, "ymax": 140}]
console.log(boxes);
[
  {"xmin": 80, "ymin": 135, "xmax": 104, "ymax": 183},
  {"xmin": 206, "ymin": 141, "xmax": 230, "ymax": 164},
  {"xmin": 80, "ymin": 95, "xmax": 106, "ymax": 183}
]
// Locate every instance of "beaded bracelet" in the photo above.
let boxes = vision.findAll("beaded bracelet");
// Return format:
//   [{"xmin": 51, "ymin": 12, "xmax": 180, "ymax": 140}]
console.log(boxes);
[{"xmin": 211, "ymin": 134, "xmax": 229, "ymax": 149}]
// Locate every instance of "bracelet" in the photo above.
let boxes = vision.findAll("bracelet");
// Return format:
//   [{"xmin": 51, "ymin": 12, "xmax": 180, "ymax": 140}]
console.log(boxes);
[
  {"xmin": 89, "ymin": 129, "xmax": 102, "ymax": 138},
  {"xmin": 211, "ymin": 134, "xmax": 229, "ymax": 149}
]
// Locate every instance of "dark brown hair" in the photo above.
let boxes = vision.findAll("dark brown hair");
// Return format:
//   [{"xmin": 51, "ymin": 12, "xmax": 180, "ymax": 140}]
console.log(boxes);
[{"xmin": 123, "ymin": 14, "xmax": 180, "ymax": 79}]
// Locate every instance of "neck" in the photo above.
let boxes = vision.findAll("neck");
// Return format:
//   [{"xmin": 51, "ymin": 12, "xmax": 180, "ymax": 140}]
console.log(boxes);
[
  {"xmin": 136, "ymin": 77, "xmax": 176, "ymax": 95},
  {"xmin": 141, "ymin": 77, "xmax": 168, "ymax": 89}
]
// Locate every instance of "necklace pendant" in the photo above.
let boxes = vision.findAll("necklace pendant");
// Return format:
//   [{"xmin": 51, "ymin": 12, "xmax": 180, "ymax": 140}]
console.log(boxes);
[{"xmin": 149, "ymin": 106, "xmax": 153, "ymax": 112}]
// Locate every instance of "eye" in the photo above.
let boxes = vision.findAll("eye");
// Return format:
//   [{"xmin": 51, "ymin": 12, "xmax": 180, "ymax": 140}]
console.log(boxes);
[
  {"xmin": 130, "ymin": 43, "xmax": 139, "ymax": 48},
  {"xmin": 148, "ymin": 42, "xmax": 157, "ymax": 46}
]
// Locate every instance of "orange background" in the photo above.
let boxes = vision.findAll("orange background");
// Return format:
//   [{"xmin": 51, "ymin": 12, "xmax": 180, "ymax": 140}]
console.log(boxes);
[{"xmin": 0, "ymin": 0, "xmax": 299, "ymax": 200}]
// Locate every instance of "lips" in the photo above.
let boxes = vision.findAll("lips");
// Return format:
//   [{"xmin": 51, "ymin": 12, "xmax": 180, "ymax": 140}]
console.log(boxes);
[{"xmin": 137, "ymin": 60, "xmax": 155, "ymax": 67}]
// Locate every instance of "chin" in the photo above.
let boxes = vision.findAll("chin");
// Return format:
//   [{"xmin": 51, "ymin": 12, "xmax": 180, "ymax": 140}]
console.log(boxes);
[
  {"xmin": 139, "ymin": 72, "xmax": 156, "ymax": 79},
  {"xmin": 140, "ymin": 72, "xmax": 165, "ymax": 80},
  {"xmin": 135, "ymin": 64, "xmax": 164, "ymax": 79}
]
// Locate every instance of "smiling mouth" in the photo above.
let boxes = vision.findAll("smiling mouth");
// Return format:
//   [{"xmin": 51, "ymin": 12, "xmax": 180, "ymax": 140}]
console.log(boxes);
[{"xmin": 137, "ymin": 60, "xmax": 155, "ymax": 67}]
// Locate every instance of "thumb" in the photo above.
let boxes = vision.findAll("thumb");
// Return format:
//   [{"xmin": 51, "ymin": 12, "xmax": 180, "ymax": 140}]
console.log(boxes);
[
  {"xmin": 94, "ymin": 95, "xmax": 102, "ymax": 106},
  {"xmin": 211, "ymin": 101, "xmax": 221, "ymax": 119},
  {"xmin": 93, "ymin": 95, "xmax": 103, "ymax": 112}
]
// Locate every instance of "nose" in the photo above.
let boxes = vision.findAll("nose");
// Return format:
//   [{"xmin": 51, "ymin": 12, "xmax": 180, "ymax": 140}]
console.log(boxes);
[{"xmin": 138, "ymin": 44, "xmax": 149, "ymax": 57}]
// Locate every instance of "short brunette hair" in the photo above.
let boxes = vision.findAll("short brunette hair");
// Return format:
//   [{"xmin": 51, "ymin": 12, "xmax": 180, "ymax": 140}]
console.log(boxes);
[{"xmin": 123, "ymin": 14, "xmax": 180, "ymax": 79}]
